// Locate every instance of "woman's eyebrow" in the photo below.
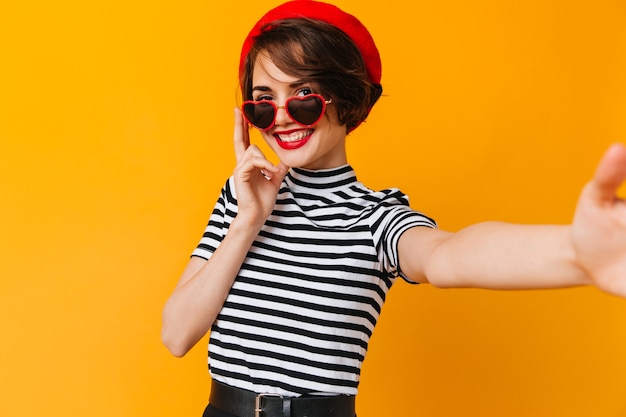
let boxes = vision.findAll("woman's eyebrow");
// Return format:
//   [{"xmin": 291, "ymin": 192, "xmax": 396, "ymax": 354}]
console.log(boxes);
[{"xmin": 252, "ymin": 82, "xmax": 308, "ymax": 93}]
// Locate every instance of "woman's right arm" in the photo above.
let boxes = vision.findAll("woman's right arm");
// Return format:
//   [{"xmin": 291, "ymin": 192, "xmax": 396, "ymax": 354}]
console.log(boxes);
[
  {"xmin": 161, "ymin": 216, "xmax": 263, "ymax": 357},
  {"xmin": 161, "ymin": 109, "xmax": 288, "ymax": 357}
]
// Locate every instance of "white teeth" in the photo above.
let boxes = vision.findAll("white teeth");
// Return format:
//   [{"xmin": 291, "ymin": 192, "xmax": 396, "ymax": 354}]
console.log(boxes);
[{"xmin": 276, "ymin": 130, "xmax": 312, "ymax": 143}]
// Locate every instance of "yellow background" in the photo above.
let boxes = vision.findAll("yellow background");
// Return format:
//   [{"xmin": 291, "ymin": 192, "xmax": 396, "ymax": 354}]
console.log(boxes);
[{"xmin": 1, "ymin": 0, "xmax": 625, "ymax": 416}]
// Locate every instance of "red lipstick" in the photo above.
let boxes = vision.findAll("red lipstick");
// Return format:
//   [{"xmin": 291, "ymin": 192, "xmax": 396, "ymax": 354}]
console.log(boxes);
[{"xmin": 273, "ymin": 129, "xmax": 313, "ymax": 150}]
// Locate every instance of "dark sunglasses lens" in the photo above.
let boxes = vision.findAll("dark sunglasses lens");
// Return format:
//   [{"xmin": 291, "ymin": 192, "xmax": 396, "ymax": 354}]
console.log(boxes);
[
  {"xmin": 243, "ymin": 102, "xmax": 275, "ymax": 130},
  {"xmin": 287, "ymin": 96, "xmax": 323, "ymax": 125}
]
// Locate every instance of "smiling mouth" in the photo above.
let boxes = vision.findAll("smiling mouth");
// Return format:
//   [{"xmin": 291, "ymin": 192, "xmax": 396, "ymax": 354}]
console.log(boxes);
[
  {"xmin": 274, "ymin": 129, "xmax": 314, "ymax": 150},
  {"xmin": 275, "ymin": 129, "xmax": 314, "ymax": 143}
]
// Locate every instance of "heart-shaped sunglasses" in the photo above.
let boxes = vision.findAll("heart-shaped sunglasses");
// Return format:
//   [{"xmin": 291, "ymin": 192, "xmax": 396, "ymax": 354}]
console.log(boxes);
[{"xmin": 242, "ymin": 94, "xmax": 333, "ymax": 131}]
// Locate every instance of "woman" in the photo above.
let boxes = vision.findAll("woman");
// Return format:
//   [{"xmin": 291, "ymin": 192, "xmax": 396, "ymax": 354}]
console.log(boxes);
[{"xmin": 162, "ymin": 1, "xmax": 626, "ymax": 416}]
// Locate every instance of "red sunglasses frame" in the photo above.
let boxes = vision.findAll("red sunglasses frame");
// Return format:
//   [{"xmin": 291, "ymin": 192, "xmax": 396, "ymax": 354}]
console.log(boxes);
[{"xmin": 242, "ymin": 94, "xmax": 333, "ymax": 131}]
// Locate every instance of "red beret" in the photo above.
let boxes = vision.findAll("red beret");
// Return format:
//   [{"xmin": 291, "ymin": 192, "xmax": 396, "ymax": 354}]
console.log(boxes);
[{"xmin": 239, "ymin": 0, "xmax": 381, "ymax": 85}]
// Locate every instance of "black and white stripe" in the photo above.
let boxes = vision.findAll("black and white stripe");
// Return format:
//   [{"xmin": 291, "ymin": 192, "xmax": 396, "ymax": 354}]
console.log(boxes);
[{"xmin": 192, "ymin": 165, "xmax": 436, "ymax": 396}]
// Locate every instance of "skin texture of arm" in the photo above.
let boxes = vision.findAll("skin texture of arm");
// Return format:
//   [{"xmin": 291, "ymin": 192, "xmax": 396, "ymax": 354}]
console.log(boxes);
[
  {"xmin": 399, "ymin": 143, "xmax": 626, "ymax": 297},
  {"xmin": 161, "ymin": 217, "xmax": 264, "ymax": 357},
  {"xmin": 399, "ymin": 223, "xmax": 589, "ymax": 290}
]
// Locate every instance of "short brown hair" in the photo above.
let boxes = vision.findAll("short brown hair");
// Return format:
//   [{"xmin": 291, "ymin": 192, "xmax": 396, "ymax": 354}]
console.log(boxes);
[{"xmin": 240, "ymin": 18, "xmax": 383, "ymax": 132}]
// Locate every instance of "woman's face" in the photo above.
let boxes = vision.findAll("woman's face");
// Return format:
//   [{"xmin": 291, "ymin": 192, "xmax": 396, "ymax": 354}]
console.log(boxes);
[{"xmin": 249, "ymin": 53, "xmax": 348, "ymax": 170}]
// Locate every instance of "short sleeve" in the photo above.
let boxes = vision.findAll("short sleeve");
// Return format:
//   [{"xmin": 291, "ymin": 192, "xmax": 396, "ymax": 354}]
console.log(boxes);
[
  {"xmin": 370, "ymin": 190, "xmax": 437, "ymax": 283},
  {"xmin": 191, "ymin": 178, "xmax": 235, "ymax": 260}
]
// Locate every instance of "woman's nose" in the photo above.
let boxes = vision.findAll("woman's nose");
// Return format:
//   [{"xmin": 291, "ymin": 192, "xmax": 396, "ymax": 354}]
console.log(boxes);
[{"xmin": 273, "ymin": 103, "xmax": 292, "ymax": 126}]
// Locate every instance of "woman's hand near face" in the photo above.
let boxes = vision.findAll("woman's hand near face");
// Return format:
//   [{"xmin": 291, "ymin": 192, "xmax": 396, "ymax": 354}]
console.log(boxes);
[
  {"xmin": 232, "ymin": 108, "xmax": 289, "ymax": 229},
  {"xmin": 161, "ymin": 111, "xmax": 289, "ymax": 357}
]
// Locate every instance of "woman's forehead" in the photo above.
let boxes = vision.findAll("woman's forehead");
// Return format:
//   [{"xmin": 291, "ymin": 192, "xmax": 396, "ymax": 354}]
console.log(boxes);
[{"xmin": 252, "ymin": 53, "xmax": 302, "ymax": 88}]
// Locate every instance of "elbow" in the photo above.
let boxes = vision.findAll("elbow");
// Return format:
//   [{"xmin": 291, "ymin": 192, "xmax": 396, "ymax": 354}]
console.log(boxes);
[
  {"xmin": 161, "ymin": 294, "xmax": 214, "ymax": 357},
  {"xmin": 161, "ymin": 323, "xmax": 192, "ymax": 358}
]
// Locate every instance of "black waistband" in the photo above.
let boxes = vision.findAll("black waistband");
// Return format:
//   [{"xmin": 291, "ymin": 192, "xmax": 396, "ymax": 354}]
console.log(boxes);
[{"xmin": 209, "ymin": 380, "xmax": 356, "ymax": 417}]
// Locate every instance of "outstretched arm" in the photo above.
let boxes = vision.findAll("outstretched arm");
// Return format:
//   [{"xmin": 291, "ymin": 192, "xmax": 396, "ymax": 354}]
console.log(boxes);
[
  {"xmin": 399, "ymin": 223, "xmax": 587, "ymax": 290},
  {"xmin": 399, "ymin": 143, "xmax": 626, "ymax": 297}
]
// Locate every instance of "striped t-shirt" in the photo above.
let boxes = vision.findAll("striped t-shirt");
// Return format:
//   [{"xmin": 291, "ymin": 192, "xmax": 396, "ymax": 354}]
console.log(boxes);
[{"xmin": 192, "ymin": 164, "xmax": 436, "ymax": 397}]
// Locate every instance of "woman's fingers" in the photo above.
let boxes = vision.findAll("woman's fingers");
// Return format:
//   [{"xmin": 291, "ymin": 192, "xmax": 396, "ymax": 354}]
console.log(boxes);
[
  {"xmin": 233, "ymin": 108, "xmax": 250, "ymax": 162},
  {"xmin": 587, "ymin": 143, "xmax": 626, "ymax": 204},
  {"xmin": 233, "ymin": 142, "xmax": 286, "ymax": 191}
]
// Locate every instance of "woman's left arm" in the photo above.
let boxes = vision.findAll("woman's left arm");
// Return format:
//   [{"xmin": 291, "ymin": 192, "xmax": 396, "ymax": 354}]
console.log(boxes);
[{"xmin": 398, "ymin": 143, "xmax": 626, "ymax": 297}]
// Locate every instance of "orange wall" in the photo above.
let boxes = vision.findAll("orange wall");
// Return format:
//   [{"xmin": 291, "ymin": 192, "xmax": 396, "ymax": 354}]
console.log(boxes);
[{"xmin": 1, "ymin": 1, "xmax": 625, "ymax": 416}]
